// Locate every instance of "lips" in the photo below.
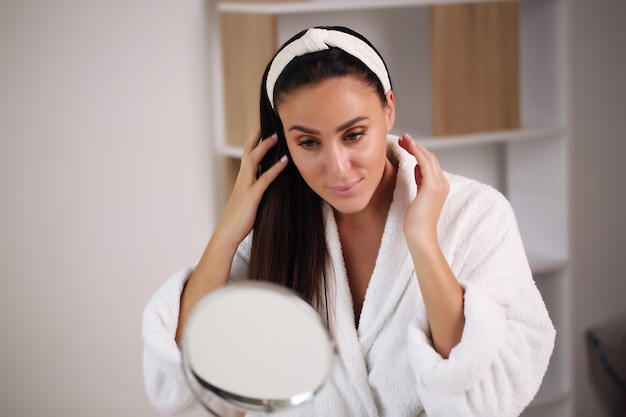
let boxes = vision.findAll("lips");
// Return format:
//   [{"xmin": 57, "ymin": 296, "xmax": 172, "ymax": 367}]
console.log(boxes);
[{"xmin": 329, "ymin": 179, "xmax": 362, "ymax": 197}]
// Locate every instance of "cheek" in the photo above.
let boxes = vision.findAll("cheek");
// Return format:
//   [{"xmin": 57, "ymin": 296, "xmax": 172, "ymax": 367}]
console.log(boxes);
[
  {"xmin": 293, "ymin": 157, "xmax": 320, "ymax": 181},
  {"xmin": 287, "ymin": 148, "xmax": 317, "ymax": 180},
  {"xmin": 361, "ymin": 139, "xmax": 388, "ymax": 169}
]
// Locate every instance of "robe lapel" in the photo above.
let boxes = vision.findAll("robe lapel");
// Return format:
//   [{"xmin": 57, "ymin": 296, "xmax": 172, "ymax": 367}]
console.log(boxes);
[
  {"xmin": 358, "ymin": 140, "xmax": 418, "ymax": 354},
  {"xmin": 320, "ymin": 138, "xmax": 418, "ymax": 416},
  {"xmin": 324, "ymin": 204, "xmax": 380, "ymax": 416}
]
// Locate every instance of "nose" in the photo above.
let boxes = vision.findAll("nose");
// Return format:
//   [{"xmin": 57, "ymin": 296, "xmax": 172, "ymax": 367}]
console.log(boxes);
[{"xmin": 325, "ymin": 142, "xmax": 350, "ymax": 175}]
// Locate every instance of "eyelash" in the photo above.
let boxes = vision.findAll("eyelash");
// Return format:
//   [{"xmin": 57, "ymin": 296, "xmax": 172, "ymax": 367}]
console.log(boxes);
[
  {"xmin": 345, "ymin": 131, "xmax": 366, "ymax": 141},
  {"xmin": 297, "ymin": 139, "xmax": 318, "ymax": 149},
  {"xmin": 296, "ymin": 131, "xmax": 366, "ymax": 149}
]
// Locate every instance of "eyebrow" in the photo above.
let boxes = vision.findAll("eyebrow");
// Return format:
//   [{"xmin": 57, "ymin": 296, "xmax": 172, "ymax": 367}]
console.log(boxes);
[{"xmin": 288, "ymin": 116, "xmax": 370, "ymax": 134}]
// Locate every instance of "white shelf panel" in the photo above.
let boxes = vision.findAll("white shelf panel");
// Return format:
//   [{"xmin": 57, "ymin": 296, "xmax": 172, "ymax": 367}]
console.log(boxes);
[
  {"xmin": 417, "ymin": 126, "xmax": 565, "ymax": 151},
  {"xmin": 219, "ymin": 126, "xmax": 565, "ymax": 158},
  {"xmin": 221, "ymin": 144, "xmax": 244, "ymax": 159},
  {"xmin": 218, "ymin": 0, "xmax": 520, "ymax": 14}
]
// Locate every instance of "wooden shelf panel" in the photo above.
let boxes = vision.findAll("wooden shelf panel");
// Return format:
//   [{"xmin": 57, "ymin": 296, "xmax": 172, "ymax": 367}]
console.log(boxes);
[{"xmin": 431, "ymin": 2, "xmax": 520, "ymax": 136}]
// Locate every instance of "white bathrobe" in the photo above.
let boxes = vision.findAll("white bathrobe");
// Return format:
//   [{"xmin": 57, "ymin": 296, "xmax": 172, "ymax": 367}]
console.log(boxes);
[{"xmin": 142, "ymin": 139, "xmax": 556, "ymax": 417}]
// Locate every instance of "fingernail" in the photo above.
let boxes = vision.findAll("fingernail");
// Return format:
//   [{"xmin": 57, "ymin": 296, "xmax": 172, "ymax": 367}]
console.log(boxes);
[
  {"xmin": 280, "ymin": 155, "xmax": 288, "ymax": 163},
  {"xmin": 271, "ymin": 133, "xmax": 278, "ymax": 139}
]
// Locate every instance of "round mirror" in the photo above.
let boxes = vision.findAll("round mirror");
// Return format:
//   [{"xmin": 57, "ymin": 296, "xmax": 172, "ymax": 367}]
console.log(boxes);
[{"xmin": 180, "ymin": 281, "xmax": 334, "ymax": 414}]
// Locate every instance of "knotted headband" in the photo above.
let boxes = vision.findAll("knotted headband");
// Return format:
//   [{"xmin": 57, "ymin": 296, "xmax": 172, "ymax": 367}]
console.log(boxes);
[{"xmin": 265, "ymin": 28, "xmax": 392, "ymax": 109}]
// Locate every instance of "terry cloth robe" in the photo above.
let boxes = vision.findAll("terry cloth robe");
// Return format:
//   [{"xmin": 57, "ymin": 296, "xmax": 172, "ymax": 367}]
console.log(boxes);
[{"xmin": 142, "ymin": 137, "xmax": 556, "ymax": 417}]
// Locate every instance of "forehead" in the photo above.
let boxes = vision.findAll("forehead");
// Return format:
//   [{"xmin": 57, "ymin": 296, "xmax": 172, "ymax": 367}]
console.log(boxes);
[{"xmin": 276, "ymin": 76, "xmax": 383, "ymax": 119}]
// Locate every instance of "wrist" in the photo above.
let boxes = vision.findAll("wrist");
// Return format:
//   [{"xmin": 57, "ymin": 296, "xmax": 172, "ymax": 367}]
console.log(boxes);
[
  {"xmin": 404, "ymin": 226, "xmax": 439, "ymax": 252},
  {"xmin": 211, "ymin": 223, "xmax": 246, "ymax": 254}
]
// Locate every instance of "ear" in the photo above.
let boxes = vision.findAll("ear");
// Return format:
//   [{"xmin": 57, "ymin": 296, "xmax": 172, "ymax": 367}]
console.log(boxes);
[{"xmin": 384, "ymin": 90, "xmax": 396, "ymax": 132}]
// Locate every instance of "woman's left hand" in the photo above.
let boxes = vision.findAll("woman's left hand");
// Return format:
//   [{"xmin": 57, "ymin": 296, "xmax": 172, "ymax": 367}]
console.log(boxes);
[{"xmin": 398, "ymin": 133, "xmax": 450, "ymax": 248}]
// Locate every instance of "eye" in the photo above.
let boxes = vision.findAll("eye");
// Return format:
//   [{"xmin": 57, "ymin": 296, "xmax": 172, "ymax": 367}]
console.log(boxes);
[
  {"xmin": 297, "ymin": 139, "xmax": 319, "ymax": 149},
  {"xmin": 344, "ymin": 130, "xmax": 366, "ymax": 142}
]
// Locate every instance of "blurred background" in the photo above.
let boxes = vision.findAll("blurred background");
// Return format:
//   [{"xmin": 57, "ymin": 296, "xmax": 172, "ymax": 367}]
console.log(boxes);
[{"xmin": 0, "ymin": 0, "xmax": 624, "ymax": 416}]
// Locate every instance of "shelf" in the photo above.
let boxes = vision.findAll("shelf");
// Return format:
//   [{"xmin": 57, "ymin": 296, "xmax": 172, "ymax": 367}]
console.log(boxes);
[
  {"xmin": 218, "ymin": 0, "xmax": 520, "ymax": 14},
  {"xmin": 221, "ymin": 144, "xmax": 245, "ymax": 159},
  {"xmin": 212, "ymin": 3, "xmax": 571, "ymax": 415},
  {"xmin": 414, "ymin": 126, "xmax": 565, "ymax": 151},
  {"xmin": 218, "ymin": 126, "xmax": 565, "ymax": 158}
]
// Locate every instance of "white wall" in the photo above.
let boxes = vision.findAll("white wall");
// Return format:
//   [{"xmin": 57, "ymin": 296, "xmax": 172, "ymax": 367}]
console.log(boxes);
[
  {"xmin": 569, "ymin": 0, "xmax": 626, "ymax": 416},
  {"xmin": 0, "ymin": 1, "xmax": 216, "ymax": 416}
]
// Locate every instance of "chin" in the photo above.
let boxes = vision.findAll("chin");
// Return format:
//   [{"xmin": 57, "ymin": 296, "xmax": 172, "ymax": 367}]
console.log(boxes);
[{"xmin": 326, "ymin": 196, "xmax": 370, "ymax": 215}]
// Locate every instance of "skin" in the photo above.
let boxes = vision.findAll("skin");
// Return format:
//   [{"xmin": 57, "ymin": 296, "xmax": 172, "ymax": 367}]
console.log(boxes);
[
  {"xmin": 279, "ymin": 77, "xmax": 396, "ymax": 324},
  {"xmin": 176, "ymin": 75, "xmax": 465, "ymax": 358}
]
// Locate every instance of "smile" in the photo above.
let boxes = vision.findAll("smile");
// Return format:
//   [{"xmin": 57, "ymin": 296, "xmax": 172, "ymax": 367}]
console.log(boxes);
[{"xmin": 329, "ymin": 179, "xmax": 362, "ymax": 197}]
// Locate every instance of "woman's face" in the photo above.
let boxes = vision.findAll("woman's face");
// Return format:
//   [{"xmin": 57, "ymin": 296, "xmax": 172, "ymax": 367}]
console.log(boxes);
[{"xmin": 277, "ymin": 76, "xmax": 395, "ymax": 215}]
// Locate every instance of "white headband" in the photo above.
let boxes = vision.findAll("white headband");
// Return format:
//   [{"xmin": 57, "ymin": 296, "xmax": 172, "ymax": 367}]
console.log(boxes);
[{"xmin": 265, "ymin": 28, "xmax": 392, "ymax": 109}]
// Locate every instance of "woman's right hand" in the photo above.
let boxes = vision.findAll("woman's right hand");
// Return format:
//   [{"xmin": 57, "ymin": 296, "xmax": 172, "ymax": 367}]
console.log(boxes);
[
  {"xmin": 214, "ymin": 127, "xmax": 288, "ymax": 247},
  {"xmin": 175, "ymin": 127, "xmax": 288, "ymax": 343}
]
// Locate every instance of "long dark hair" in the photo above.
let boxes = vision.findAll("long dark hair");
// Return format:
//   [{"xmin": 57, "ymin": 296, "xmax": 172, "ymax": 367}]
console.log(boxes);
[{"xmin": 249, "ymin": 26, "xmax": 391, "ymax": 314}]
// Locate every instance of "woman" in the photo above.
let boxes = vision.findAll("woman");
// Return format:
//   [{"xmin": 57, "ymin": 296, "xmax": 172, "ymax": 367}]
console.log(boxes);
[{"xmin": 143, "ymin": 26, "xmax": 555, "ymax": 416}]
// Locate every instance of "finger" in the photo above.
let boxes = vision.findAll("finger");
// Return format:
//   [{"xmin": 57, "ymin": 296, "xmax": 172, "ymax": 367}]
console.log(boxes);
[
  {"xmin": 237, "ymin": 129, "xmax": 271, "ymax": 182},
  {"xmin": 398, "ymin": 134, "xmax": 448, "ymax": 189},
  {"xmin": 398, "ymin": 135, "xmax": 427, "ymax": 187},
  {"xmin": 249, "ymin": 133, "xmax": 278, "ymax": 163},
  {"xmin": 252, "ymin": 133, "xmax": 278, "ymax": 158},
  {"xmin": 240, "ymin": 134, "xmax": 278, "ymax": 181},
  {"xmin": 398, "ymin": 133, "xmax": 417, "ymax": 156},
  {"xmin": 399, "ymin": 134, "xmax": 430, "ymax": 162},
  {"xmin": 254, "ymin": 154, "xmax": 289, "ymax": 191},
  {"xmin": 398, "ymin": 134, "xmax": 430, "ymax": 170},
  {"xmin": 414, "ymin": 164, "xmax": 424, "ymax": 186},
  {"xmin": 243, "ymin": 124, "xmax": 262, "ymax": 153}
]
